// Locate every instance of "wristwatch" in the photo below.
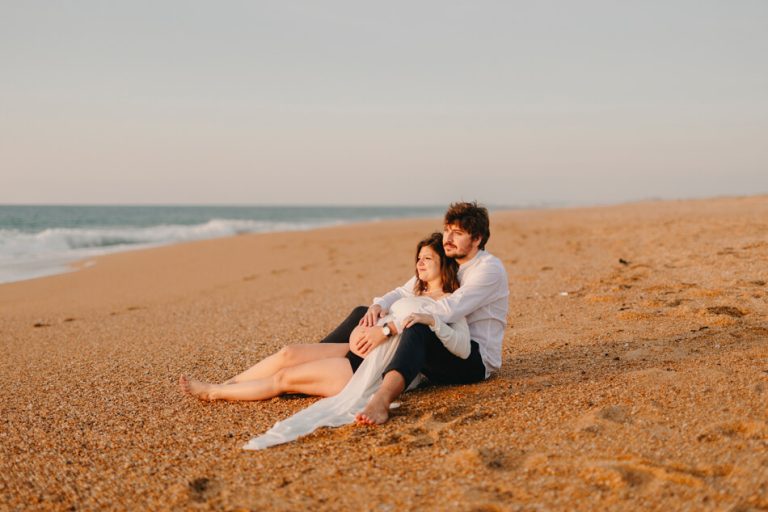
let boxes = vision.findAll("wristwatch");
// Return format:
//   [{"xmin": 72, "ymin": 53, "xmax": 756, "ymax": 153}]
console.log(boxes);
[{"xmin": 381, "ymin": 324, "xmax": 392, "ymax": 337}]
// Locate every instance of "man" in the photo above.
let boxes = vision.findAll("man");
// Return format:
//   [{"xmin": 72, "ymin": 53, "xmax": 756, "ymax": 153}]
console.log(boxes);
[{"xmin": 319, "ymin": 201, "xmax": 509, "ymax": 425}]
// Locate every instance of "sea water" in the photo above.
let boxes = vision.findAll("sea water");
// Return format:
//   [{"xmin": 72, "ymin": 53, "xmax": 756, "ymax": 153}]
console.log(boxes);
[{"xmin": 0, "ymin": 205, "xmax": 447, "ymax": 284}]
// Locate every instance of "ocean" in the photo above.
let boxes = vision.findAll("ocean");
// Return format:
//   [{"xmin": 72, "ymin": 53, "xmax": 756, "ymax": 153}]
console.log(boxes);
[{"xmin": 0, "ymin": 205, "xmax": 448, "ymax": 284}]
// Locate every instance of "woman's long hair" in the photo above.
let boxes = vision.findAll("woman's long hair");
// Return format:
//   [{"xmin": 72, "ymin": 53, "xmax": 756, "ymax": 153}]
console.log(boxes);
[{"xmin": 413, "ymin": 232, "xmax": 460, "ymax": 295}]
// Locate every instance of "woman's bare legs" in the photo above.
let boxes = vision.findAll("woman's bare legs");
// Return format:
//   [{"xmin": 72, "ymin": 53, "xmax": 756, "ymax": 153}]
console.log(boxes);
[
  {"xmin": 221, "ymin": 343, "xmax": 350, "ymax": 384},
  {"xmin": 180, "ymin": 357, "xmax": 354, "ymax": 401}
]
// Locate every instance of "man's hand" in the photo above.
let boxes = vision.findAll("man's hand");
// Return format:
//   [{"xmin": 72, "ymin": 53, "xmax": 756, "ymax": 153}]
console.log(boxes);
[
  {"xmin": 349, "ymin": 326, "xmax": 388, "ymax": 357},
  {"xmin": 359, "ymin": 304, "xmax": 384, "ymax": 327},
  {"xmin": 402, "ymin": 313, "xmax": 435, "ymax": 329}
]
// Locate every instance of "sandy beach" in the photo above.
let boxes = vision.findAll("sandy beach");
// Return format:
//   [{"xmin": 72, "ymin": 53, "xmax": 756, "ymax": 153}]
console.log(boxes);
[{"xmin": 1, "ymin": 196, "xmax": 767, "ymax": 511}]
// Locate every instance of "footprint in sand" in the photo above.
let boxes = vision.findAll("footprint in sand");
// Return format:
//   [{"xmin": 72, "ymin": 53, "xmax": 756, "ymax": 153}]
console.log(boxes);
[
  {"xmin": 716, "ymin": 247, "xmax": 739, "ymax": 256},
  {"xmin": 580, "ymin": 458, "xmax": 719, "ymax": 491},
  {"xmin": 378, "ymin": 405, "xmax": 495, "ymax": 449},
  {"xmin": 449, "ymin": 447, "xmax": 527, "ymax": 473},
  {"xmin": 625, "ymin": 368, "xmax": 680, "ymax": 385},
  {"xmin": 696, "ymin": 420, "xmax": 767, "ymax": 443},
  {"xmin": 188, "ymin": 477, "xmax": 220, "ymax": 503},
  {"xmin": 431, "ymin": 405, "xmax": 470, "ymax": 423},
  {"xmin": 706, "ymin": 306, "xmax": 746, "ymax": 318},
  {"xmin": 462, "ymin": 484, "xmax": 517, "ymax": 508},
  {"xmin": 406, "ymin": 426, "xmax": 436, "ymax": 447},
  {"xmin": 575, "ymin": 405, "xmax": 633, "ymax": 434},
  {"xmin": 598, "ymin": 405, "xmax": 633, "ymax": 424}
]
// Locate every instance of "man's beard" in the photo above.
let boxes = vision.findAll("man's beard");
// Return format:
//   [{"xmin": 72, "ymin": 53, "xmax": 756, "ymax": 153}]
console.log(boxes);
[{"xmin": 444, "ymin": 245, "xmax": 468, "ymax": 260}]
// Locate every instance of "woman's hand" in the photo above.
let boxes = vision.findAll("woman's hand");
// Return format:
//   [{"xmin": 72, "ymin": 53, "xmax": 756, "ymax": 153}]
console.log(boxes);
[
  {"xmin": 403, "ymin": 313, "xmax": 435, "ymax": 329},
  {"xmin": 349, "ymin": 326, "xmax": 388, "ymax": 357},
  {"xmin": 359, "ymin": 304, "xmax": 384, "ymax": 327}
]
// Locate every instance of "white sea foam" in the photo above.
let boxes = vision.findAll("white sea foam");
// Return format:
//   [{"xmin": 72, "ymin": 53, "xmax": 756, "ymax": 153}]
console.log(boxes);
[{"xmin": 0, "ymin": 218, "xmax": 336, "ymax": 284}]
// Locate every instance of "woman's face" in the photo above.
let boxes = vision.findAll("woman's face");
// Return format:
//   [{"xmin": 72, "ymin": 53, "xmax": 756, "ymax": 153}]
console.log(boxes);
[{"xmin": 416, "ymin": 245, "xmax": 442, "ymax": 284}]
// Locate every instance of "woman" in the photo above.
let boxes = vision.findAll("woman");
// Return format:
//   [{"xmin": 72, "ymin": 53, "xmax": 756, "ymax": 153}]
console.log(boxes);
[{"xmin": 179, "ymin": 233, "xmax": 469, "ymax": 420}]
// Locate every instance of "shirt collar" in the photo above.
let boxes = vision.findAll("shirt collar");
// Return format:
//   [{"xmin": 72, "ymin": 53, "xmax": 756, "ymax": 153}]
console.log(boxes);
[{"xmin": 458, "ymin": 249, "xmax": 486, "ymax": 272}]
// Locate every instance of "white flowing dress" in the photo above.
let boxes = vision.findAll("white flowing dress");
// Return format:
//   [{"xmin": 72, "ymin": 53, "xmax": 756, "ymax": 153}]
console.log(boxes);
[{"xmin": 243, "ymin": 295, "xmax": 469, "ymax": 450}]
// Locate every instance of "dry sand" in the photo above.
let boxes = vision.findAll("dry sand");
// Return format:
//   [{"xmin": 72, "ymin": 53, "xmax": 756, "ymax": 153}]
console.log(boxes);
[{"xmin": 1, "ymin": 196, "xmax": 767, "ymax": 511}]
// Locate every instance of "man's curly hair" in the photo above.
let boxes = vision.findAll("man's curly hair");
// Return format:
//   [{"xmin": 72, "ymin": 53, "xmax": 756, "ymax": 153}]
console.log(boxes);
[{"xmin": 444, "ymin": 201, "xmax": 490, "ymax": 250}]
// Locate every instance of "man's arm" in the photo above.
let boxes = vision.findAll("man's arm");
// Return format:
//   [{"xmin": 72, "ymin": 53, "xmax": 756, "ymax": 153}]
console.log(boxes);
[
  {"xmin": 431, "ymin": 316, "xmax": 471, "ymax": 359},
  {"xmin": 401, "ymin": 312, "xmax": 471, "ymax": 359},
  {"xmin": 431, "ymin": 263, "xmax": 507, "ymax": 324},
  {"xmin": 359, "ymin": 276, "xmax": 417, "ymax": 326}
]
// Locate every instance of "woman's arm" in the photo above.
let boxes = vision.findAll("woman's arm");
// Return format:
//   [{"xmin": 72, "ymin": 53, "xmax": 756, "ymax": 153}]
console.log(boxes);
[{"xmin": 349, "ymin": 318, "xmax": 398, "ymax": 357}]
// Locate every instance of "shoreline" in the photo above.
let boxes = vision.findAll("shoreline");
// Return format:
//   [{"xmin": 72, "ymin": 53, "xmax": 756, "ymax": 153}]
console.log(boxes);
[
  {"xmin": 3, "ymin": 194, "xmax": 760, "ymax": 288},
  {"xmin": 0, "ymin": 211, "xmax": 447, "ymax": 287},
  {"xmin": 2, "ymin": 195, "xmax": 767, "ymax": 510}
]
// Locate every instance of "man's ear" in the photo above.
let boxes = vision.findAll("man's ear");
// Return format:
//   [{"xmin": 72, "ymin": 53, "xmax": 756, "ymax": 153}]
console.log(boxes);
[{"xmin": 471, "ymin": 235, "xmax": 482, "ymax": 250}]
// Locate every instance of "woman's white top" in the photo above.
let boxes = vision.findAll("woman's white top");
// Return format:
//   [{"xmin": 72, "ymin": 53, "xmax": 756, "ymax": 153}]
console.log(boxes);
[{"xmin": 243, "ymin": 295, "xmax": 469, "ymax": 450}]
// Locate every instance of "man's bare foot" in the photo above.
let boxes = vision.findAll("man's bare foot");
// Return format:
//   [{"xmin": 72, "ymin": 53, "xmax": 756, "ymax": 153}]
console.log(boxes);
[
  {"xmin": 355, "ymin": 395, "xmax": 390, "ymax": 425},
  {"xmin": 179, "ymin": 375, "xmax": 218, "ymax": 401}
]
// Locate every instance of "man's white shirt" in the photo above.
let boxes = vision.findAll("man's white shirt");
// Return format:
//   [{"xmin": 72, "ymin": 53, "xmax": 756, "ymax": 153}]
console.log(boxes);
[{"xmin": 373, "ymin": 250, "xmax": 509, "ymax": 377}]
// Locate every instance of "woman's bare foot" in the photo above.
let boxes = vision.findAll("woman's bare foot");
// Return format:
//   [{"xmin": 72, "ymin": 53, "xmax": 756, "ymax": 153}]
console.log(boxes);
[
  {"xmin": 355, "ymin": 395, "xmax": 390, "ymax": 425},
  {"xmin": 179, "ymin": 375, "xmax": 218, "ymax": 401}
]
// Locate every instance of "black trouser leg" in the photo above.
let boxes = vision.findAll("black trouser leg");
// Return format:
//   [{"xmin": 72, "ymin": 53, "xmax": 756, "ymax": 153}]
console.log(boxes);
[
  {"xmin": 318, "ymin": 306, "xmax": 367, "ymax": 344},
  {"xmin": 383, "ymin": 324, "xmax": 486, "ymax": 388},
  {"xmin": 382, "ymin": 324, "xmax": 430, "ymax": 387},
  {"xmin": 422, "ymin": 339, "xmax": 485, "ymax": 385}
]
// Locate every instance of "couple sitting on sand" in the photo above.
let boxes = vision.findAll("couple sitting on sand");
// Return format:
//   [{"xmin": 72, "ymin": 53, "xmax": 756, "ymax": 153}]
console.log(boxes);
[{"xmin": 180, "ymin": 201, "xmax": 509, "ymax": 449}]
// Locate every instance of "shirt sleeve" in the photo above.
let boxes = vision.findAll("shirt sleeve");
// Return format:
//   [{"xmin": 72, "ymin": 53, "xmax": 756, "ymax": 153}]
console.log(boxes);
[
  {"xmin": 429, "ymin": 316, "xmax": 470, "ymax": 359},
  {"xmin": 372, "ymin": 276, "xmax": 416, "ymax": 312},
  {"xmin": 431, "ymin": 262, "xmax": 506, "ymax": 324}
]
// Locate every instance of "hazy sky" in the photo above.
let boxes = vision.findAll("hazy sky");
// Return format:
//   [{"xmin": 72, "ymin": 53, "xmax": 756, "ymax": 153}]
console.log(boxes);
[{"xmin": 1, "ymin": 1, "xmax": 766, "ymax": 206}]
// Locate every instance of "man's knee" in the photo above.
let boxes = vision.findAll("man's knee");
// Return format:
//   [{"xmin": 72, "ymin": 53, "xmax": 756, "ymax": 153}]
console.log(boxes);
[
  {"xmin": 401, "ymin": 323, "xmax": 432, "ymax": 341},
  {"xmin": 352, "ymin": 305, "xmax": 368, "ymax": 317}
]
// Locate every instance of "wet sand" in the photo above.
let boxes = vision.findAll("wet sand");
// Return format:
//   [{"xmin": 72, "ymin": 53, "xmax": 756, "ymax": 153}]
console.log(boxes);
[{"xmin": 1, "ymin": 196, "xmax": 767, "ymax": 511}]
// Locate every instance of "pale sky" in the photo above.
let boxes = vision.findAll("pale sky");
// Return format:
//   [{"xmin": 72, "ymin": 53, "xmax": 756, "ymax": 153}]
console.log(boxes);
[{"xmin": 1, "ymin": 1, "xmax": 766, "ymax": 206}]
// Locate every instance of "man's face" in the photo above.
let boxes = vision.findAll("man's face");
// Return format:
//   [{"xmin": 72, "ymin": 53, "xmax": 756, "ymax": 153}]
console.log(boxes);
[{"xmin": 443, "ymin": 223, "xmax": 479, "ymax": 261}]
